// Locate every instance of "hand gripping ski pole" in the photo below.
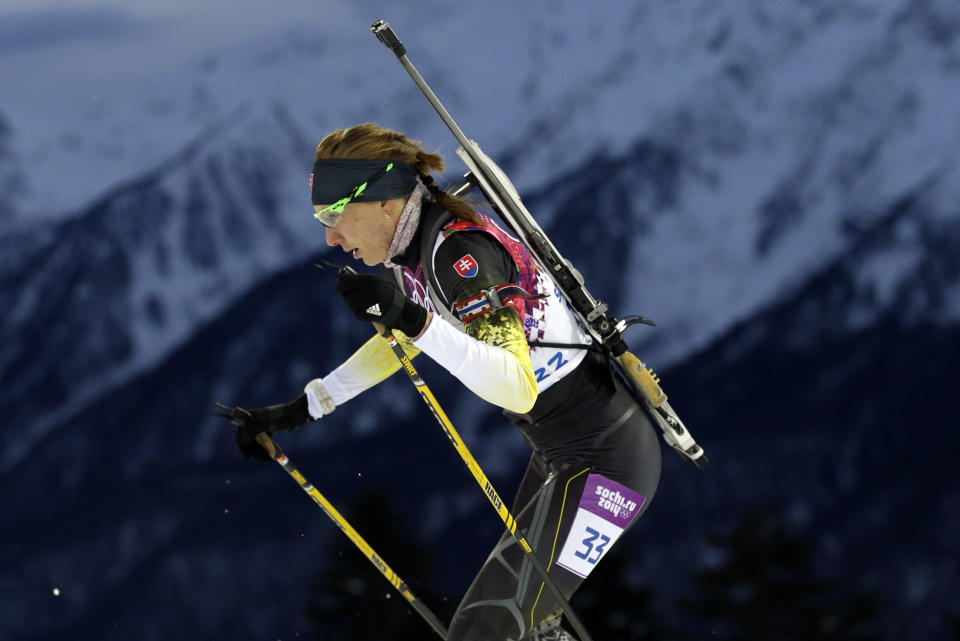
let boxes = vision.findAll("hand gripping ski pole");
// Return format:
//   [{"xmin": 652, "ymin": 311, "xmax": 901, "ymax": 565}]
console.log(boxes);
[
  {"xmin": 371, "ymin": 18, "xmax": 709, "ymax": 469},
  {"xmin": 251, "ymin": 429, "xmax": 449, "ymax": 639}
]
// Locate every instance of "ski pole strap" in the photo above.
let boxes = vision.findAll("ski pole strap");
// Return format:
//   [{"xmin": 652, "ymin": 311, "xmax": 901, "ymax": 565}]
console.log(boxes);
[{"xmin": 453, "ymin": 284, "xmax": 546, "ymax": 323}]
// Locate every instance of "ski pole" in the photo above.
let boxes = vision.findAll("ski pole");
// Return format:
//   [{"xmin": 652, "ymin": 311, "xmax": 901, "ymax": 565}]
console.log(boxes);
[
  {"xmin": 375, "ymin": 329, "xmax": 595, "ymax": 641},
  {"xmin": 251, "ymin": 430, "xmax": 449, "ymax": 640}
]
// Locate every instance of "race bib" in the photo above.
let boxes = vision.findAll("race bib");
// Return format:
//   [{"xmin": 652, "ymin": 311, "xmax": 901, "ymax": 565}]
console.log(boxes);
[{"xmin": 556, "ymin": 474, "xmax": 646, "ymax": 578}]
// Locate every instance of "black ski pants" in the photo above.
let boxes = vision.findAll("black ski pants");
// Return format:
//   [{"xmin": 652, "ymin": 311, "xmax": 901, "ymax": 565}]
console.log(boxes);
[{"xmin": 446, "ymin": 354, "xmax": 662, "ymax": 641}]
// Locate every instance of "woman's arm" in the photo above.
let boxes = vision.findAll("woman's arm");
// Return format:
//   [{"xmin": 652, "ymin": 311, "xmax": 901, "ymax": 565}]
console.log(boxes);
[
  {"xmin": 413, "ymin": 306, "xmax": 537, "ymax": 414},
  {"xmin": 304, "ymin": 331, "xmax": 421, "ymax": 418}
]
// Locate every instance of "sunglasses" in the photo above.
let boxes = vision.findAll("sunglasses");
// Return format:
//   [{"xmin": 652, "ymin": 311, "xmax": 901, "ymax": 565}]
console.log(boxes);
[{"xmin": 313, "ymin": 162, "xmax": 395, "ymax": 228}]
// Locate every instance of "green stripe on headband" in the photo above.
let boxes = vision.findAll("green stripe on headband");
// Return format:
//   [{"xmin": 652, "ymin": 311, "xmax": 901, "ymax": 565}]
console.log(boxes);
[{"xmin": 310, "ymin": 158, "xmax": 419, "ymax": 206}]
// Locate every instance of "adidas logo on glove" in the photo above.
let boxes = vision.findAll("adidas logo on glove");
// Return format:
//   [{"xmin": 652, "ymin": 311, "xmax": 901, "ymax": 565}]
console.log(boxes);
[{"xmin": 365, "ymin": 303, "xmax": 382, "ymax": 316}]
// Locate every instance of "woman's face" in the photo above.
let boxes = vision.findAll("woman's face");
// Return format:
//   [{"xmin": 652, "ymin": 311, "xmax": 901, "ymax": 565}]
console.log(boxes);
[{"xmin": 318, "ymin": 199, "xmax": 398, "ymax": 266}]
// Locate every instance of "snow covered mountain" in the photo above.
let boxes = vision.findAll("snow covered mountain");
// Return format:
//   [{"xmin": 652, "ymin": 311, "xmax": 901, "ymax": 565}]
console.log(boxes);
[
  {"xmin": 3, "ymin": 0, "xmax": 959, "ymax": 472},
  {"xmin": 0, "ymin": 110, "xmax": 24, "ymax": 221},
  {"xmin": 2, "ymin": 1, "xmax": 959, "ymax": 639},
  {"xmin": 4, "ymin": 156, "xmax": 957, "ymax": 640},
  {"xmin": 0, "ymin": 104, "xmax": 325, "ymax": 472}
]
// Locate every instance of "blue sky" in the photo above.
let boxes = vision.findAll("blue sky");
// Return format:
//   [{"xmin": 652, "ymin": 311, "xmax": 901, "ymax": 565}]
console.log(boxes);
[
  {"xmin": 0, "ymin": 6, "xmax": 148, "ymax": 53},
  {"xmin": 0, "ymin": 0, "xmax": 343, "ymax": 112},
  {"xmin": 0, "ymin": 1, "xmax": 321, "ymax": 53}
]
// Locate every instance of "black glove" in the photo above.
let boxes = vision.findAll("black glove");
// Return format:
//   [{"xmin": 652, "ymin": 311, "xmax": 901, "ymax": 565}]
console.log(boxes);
[
  {"xmin": 335, "ymin": 270, "xmax": 428, "ymax": 337},
  {"xmin": 214, "ymin": 394, "xmax": 312, "ymax": 462}
]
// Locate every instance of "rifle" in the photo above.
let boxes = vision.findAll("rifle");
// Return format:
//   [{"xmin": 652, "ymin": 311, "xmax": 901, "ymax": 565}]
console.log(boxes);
[{"xmin": 371, "ymin": 19, "xmax": 708, "ymax": 469}]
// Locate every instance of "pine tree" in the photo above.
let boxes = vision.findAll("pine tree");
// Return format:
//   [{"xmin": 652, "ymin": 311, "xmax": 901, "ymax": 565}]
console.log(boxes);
[
  {"xmin": 304, "ymin": 487, "xmax": 445, "ymax": 641},
  {"xmin": 681, "ymin": 506, "xmax": 882, "ymax": 641}
]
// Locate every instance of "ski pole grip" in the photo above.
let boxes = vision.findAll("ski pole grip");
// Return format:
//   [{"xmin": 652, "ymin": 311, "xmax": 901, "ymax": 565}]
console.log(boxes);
[
  {"xmin": 255, "ymin": 432, "xmax": 279, "ymax": 460},
  {"xmin": 371, "ymin": 20, "xmax": 406, "ymax": 57}
]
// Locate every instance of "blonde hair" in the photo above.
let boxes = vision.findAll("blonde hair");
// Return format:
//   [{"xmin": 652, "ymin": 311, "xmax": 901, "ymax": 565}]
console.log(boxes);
[{"xmin": 315, "ymin": 123, "xmax": 481, "ymax": 223}]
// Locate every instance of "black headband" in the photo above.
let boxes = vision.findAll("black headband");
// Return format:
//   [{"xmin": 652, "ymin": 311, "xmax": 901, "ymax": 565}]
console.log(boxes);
[{"xmin": 310, "ymin": 158, "xmax": 420, "ymax": 206}]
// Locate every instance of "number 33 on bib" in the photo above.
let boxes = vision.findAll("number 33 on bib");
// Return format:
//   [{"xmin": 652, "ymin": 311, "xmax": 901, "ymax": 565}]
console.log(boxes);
[{"xmin": 556, "ymin": 473, "xmax": 646, "ymax": 578}]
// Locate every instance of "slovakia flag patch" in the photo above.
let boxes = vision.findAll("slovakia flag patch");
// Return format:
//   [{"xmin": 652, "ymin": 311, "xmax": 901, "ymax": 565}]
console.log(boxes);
[{"xmin": 454, "ymin": 253, "xmax": 479, "ymax": 278}]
